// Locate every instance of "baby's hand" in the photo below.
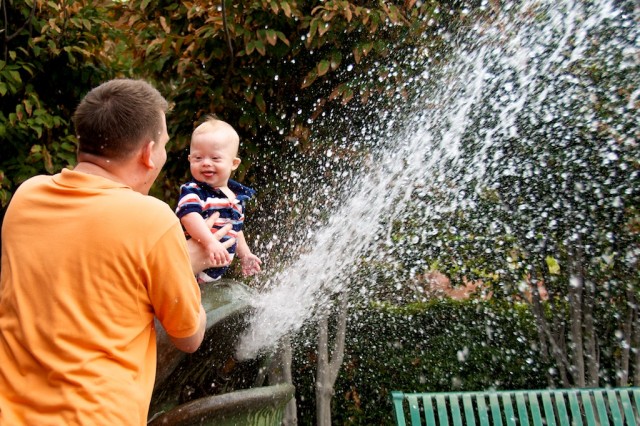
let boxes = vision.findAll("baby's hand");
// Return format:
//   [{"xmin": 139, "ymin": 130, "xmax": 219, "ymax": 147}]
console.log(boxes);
[
  {"xmin": 206, "ymin": 239, "xmax": 231, "ymax": 265},
  {"xmin": 240, "ymin": 253, "xmax": 262, "ymax": 276}
]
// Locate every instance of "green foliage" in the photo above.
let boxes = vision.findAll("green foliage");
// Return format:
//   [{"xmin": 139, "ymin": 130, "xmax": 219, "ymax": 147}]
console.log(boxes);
[
  {"xmin": 0, "ymin": 0, "xmax": 130, "ymax": 210},
  {"xmin": 292, "ymin": 298, "xmax": 547, "ymax": 425},
  {"xmin": 110, "ymin": 0, "xmax": 464, "ymax": 209}
]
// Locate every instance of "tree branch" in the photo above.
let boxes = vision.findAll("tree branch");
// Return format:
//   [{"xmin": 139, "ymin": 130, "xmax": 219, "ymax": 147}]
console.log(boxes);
[
  {"xmin": 220, "ymin": 0, "xmax": 235, "ymax": 87},
  {"xmin": 328, "ymin": 294, "xmax": 348, "ymax": 385}
]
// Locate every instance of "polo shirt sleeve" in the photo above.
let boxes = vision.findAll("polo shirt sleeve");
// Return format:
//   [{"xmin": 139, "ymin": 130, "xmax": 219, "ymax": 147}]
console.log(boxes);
[
  {"xmin": 146, "ymin": 222, "xmax": 202, "ymax": 339},
  {"xmin": 176, "ymin": 183, "xmax": 204, "ymax": 219}
]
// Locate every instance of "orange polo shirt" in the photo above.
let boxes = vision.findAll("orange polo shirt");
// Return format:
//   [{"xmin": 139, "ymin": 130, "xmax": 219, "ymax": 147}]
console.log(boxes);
[{"xmin": 0, "ymin": 169, "xmax": 202, "ymax": 425}]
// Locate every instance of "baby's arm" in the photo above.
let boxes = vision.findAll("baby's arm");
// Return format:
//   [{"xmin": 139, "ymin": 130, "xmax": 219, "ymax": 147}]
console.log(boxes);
[
  {"xmin": 235, "ymin": 231, "xmax": 262, "ymax": 276},
  {"xmin": 181, "ymin": 212, "xmax": 230, "ymax": 264}
]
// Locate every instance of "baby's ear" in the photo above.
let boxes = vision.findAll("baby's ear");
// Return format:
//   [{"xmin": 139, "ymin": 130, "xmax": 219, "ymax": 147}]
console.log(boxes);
[{"xmin": 232, "ymin": 157, "xmax": 241, "ymax": 170}]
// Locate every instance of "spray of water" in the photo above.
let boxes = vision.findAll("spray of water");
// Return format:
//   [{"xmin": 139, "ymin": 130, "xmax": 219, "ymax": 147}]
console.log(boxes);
[{"xmin": 236, "ymin": 0, "xmax": 639, "ymax": 360}]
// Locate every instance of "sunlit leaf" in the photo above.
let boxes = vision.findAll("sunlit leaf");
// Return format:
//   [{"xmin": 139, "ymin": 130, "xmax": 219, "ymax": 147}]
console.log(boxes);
[
  {"xmin": 344, "ymin": 5, "xmax": 353, "ymax": 22},
  {"xmin": 246, "ymin": 40, "xmax": 256, "ymax": 55},
  {"xmin": 301, "ymin": 69, "xmax": 317, "ymax": 89},
  {"xmin": 276, "ymin": 31, "xmax": 290, "ymax": 46},
  {"xmin": 318, "ymin": 21, "xmax": 330, "ymax": 37},
  {"xmin": 317, "ymin": 59, "xmax": 330, "ymax": 76},
  {"xmin": 270, "ymin": 0, "xmax": 279, "ymax": 14},
  {"xmin": 266, "ymin": 29, "xmax": 278, "ymax": 46},
  {"xmin": 23, "ymin": 100, "xmax": 33, "ymax": 116},
  {"xmin": 545, "ymin": 256, "xmax": 560, "ymax": 275},
  {"xmin": 341, "ymin": 87, "xmax": 354, "ymax": 104},
  {"xmin": 42, "ymin": 147, "xmax": 54, "ymax": 174},
  {"xmin": 330, "ymin": 51, "xmax": 342, "ymax": 70},
  {"xmin": 159, "ymin": 16, "xmax": 171, "ymax": 33},
  {"xmin": 280, "ymin": 1, "xmax": 292, "ymax": 17},
  {"xmin": 309, "ymin": 18, "xmax": 319, "ymax": 41},
  {"xmin": 255, "ymin": 40, "xmax": 266, "ymax": 56}
]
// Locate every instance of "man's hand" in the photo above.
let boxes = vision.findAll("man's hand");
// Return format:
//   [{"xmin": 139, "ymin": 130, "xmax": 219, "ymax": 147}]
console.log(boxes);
[
  {"xmin": 206, "ymin": 237, "xmax": 231, "ymax": 264},
  {"xmin": 187, "ymin": 213, "xmax": 235, "ymax": 274}
]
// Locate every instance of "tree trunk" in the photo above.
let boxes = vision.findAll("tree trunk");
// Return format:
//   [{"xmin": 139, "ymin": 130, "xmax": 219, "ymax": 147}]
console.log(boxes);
[
  {"xmin": 316, "ymin": 313, "xmax": 332, "ymax": 426},
  {"xmin": 530, "ymin": 285, "xmax": 553, "ymax": 386},
  {"xmin": 634, "ymin": 309, "xmax": 640, "ymax": 385},
  {"xmin": 530, "ymin": 276, "xmax": 571, "ymax": 387},
  {"xmin": 568, "ymin": 256, "xmax": 585, "ymax": 387},
  {"xmin": 315, "ymin": 295, "xmax": 349, "ymax": 426},
  {"xmin": 582, "ymin": 277, "xmax": 599, "ymax": 386},
  {"xmin": 619, "ymin": 289, "xmax": 635, "ymax": 386}
]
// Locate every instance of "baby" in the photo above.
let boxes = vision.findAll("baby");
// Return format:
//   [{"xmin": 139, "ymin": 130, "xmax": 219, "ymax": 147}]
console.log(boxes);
[{"xmin": 176, "ymin": 116, "xmax": 261, "ymax": 283}]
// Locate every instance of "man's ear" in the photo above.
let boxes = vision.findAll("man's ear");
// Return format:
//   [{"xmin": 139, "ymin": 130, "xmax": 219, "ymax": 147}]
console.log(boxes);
[
  {"xmin": 141, "ymin": 141, "xmax": 156, "ymax": 170},
  {"xmin": 232, "ymin": 157, "xmax": 241, "ymax": 170}
]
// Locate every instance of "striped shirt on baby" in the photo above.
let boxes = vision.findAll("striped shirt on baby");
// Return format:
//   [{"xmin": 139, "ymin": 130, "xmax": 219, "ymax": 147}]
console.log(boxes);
[{"xmin": 176, "ymin": 178, "xmax": 256, "ymax": 281}]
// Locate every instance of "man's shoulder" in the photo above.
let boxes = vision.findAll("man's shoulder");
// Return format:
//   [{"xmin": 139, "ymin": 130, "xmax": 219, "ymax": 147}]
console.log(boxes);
[
  {"xmin": 16, "ymin": 174, "xmax": 54, "ymax": 191},
  {"xmin": 134, "ymin": 193, "xmax": 173, "ymax": 211},
  {"xmin": 113, "ymin": 191, "xmax": 176, "ymax": 221}
]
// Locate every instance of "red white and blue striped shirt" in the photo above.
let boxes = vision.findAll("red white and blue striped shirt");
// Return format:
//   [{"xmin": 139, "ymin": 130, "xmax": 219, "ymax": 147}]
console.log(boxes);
[{"xmin": 176, "ymin": 179, "xmax": 256, "ymax": 279}]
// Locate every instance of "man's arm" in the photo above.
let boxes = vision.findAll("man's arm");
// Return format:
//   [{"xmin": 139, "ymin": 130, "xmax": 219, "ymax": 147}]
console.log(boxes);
[
  {"xmin": 186, "ymin": 213, "xmax": 236, "ymax": 274},
  {"xmin": 168, "ymin": 214, "xmax": 234, "ymax": 353},
  {"xmin": 181, "ymin": 212, "xmax": 230, "ymax": 263},
  {"xmin": 169, "ymin": 305, "xmax": 207, "ymax": 353}
]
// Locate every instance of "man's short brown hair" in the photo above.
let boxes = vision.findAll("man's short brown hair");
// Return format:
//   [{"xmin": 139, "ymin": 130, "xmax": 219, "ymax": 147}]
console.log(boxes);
[{"xmin": 73, "ymin": 79, "xmax": 169, "ymax": 160}]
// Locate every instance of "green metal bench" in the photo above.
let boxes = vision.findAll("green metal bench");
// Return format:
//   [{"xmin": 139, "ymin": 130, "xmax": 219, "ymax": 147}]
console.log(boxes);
[{"xmin": 391, "ymin": 388, "xmax": 640, "ymax": 426}]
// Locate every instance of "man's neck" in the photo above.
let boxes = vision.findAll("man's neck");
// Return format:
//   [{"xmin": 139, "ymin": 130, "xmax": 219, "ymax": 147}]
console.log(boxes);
[{"xmin": 74, "ymin": 161, "xmax": 127, "ymax": 185}]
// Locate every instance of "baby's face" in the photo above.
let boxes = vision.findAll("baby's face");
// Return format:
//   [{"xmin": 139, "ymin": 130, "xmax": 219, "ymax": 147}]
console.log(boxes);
[{"xmin": 188, "ymin": 130, "xmax": 240, "ymax": 188}]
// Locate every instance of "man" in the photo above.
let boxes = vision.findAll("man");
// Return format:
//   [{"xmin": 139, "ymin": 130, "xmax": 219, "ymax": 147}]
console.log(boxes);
[{"xmin": 0, "ymin": 79, "xmax": 231, "ymax": 424}]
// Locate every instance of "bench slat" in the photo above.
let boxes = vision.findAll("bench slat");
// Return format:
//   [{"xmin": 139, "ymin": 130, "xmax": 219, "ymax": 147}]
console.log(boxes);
[
  {"xmin": 515, "ymin": 392, "xmax": 531, "ymax": 426},
  {"xmin": 501, "ymin": 393, "xmax": 517, "ymax": 426},
  {"xmin": 392, "ymin": 391, "xmax": 408, "ymax": 426},
  {"xmin": 423, "ymin": 395, "xmax": 437, "ymax": 426},
  {"xmin": 540, "ymin": 391, "xmax": 558, "ymax": 426},
  {"xmin": 566, "ymin": 390, "xmax": 583, "ymax": 426},
  {"xmin": 555, "ymin": 392, "xmax": 568, "ymax": 426},
  {"xmin": 436, "ymin": 394, "xmax": 449, "ymax": 425},
  {"xmin": 529, "ymin": 392, "xmax": 544, "ymax": 426},
  {"xmin": 489, "ymin": 393, "xmax": 503, "ymax": 426},
  {"xmin": 592, "ymin": 390, "xmax": 611, "ymax": 426},
  {"xmin": 407, "ymin": 395, "xmax": 423, "ymax": 426},
  {"xmin": 580, "ymin": 390, "xmax": 597, "ymax": 426},
  {"xmin": 607, "ymin": 390, "xmax": 624, "ymax": 425},
  {"xmin": 618, "ymin": 389, "xmax": 636, "ymax": 426},
  {"xmin": 476, "ymin": 394, "xmax": 490, "ymax": 426},
  {"xmin": 634, "ymin": 388, "xmax": 640, "ymax": 413},
  {"xmin": 462, "ymin": 394, "xmax": 477, "ymax": 426},
  {"xmin": 450, "ymin": 394, "xmax": 463, "ymax": 426}
]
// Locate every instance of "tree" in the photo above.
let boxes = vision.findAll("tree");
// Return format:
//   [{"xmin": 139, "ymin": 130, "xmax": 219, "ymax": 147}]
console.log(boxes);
[
  {"xmin": 389, "ymin": 0, "xmax": 639, "ymax": 387},
  {"xmin": 109, "ymin": 0, "xmax": 454, "ymax": 209},
  {"xmin": 315, "ymin": 293, "xmax": 348, "ymax": 426},
  {"xmin": 0, "ymin": 0, "xmax": 129, "ymax": 222}
]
